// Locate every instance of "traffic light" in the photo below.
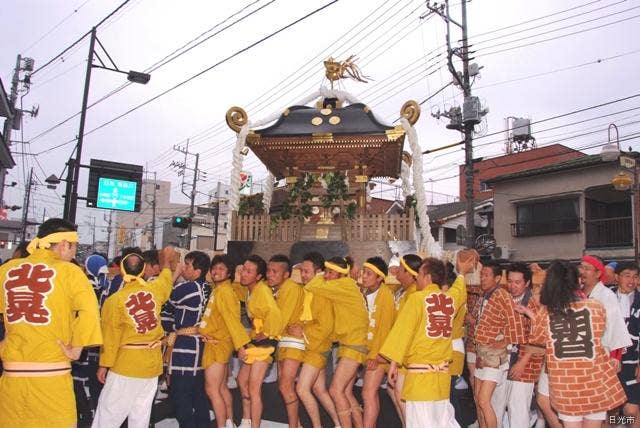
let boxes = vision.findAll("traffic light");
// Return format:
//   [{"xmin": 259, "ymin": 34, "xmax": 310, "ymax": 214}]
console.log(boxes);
[{"xmin": 172, "ymin": 216, "xmax": 191, "ymax": 229}]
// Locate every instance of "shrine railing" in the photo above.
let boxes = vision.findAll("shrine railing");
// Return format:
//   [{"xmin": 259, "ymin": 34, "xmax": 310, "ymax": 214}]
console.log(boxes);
[
  {"xmin": 231, "ymin": 212, "xmax": 300, "ymax": 241},
  {"xmin": 343, "ymin": 210, "xmax": 415, "ymax": 241},
  {"xmin": 231, "ymin": 210, "xmax": 415, "ymax": 242}
]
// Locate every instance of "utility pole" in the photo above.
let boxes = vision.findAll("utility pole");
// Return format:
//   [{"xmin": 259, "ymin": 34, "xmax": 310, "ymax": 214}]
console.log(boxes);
[
  {"xmin": 460, "ymin": 0, "xmax": 475, "ymax": 249},
  {"xmin": 171, "ymin": 141, "xmax": 206, "ymax": 250},
  {"xmin": 213, "ymin": 181, "xmax": 221, "ymax": 251},
  {"xmin": 86, "ymin": 215, "xmax": 96, "ymax": 250},
  {"xmin": 64, "ymin": 27, "xmax": 96, "ymax": 223},
  {"xmin": 1, "ymin": 55, "xmax": 34, "ymax": 206},
  {"xmin": 104, "ymin": 211, "xmax": 113, "ymax": 258},
  {"xmin": 144, "ymin": 170, "xmax": 158, "ymax": 249},
  {"xmin": 20, "ymin": 168, "xmax": 34, "ymax": 241},
  {"xmin": 428, "ymin": 0, "xmax": 487, "ymax": 249}
]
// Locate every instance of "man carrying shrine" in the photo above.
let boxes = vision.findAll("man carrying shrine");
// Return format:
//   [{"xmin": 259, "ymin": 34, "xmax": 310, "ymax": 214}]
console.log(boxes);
[
  {"xmin": 163, "ymin": 250, "xmax": 211, "ymax": 427},
  {"xmin": 388, "ymin": 253, "xmax": 422, "ymax": 424},
  {"xmin": 304, "ymin": 256, "xmax": 369, "ymax": 428},
  {"xmin": 379, "ymin": 252, "xmax": 476, "ymax": 428},
  {"xmin": 268, "ymin": 254, "xmax": 305, "ymax": 428},
  {"xmin": 236, "ymin": 255, "xmax": 283, "ymax": 428},
  {"xmin": 474, "ymin": 261, "xmax": 527, "ymax": 428},
  {"xmin": 295, "ymin": 252, "xmax": 341, "ymax": 428},
  {"xmin": 0, "ymin": 218, "xmax": 103, "ymax": 428},
  {"xmin": 92, "ymin": 246, "xmax": 175, "ymax": 427},
  {"xmin": 612, "ymin": 261, "xmax": 640, "ymax": 428},
  {"xmin": 504, "ymin": 262, "xmax": 544, "ymax": 428},
  {"xmin": 579, "ymin": 255, "xmax": 631, "ymax": 358},
  {"xmin": 361, "ymin": 256, "xmax": 396, "ymax": 428}
]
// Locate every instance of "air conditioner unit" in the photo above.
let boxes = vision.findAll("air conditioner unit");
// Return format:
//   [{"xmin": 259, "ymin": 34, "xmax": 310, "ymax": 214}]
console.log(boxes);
[{"xmin": 493, "ymin": 245, "xmax": 512, "ymax": 260}]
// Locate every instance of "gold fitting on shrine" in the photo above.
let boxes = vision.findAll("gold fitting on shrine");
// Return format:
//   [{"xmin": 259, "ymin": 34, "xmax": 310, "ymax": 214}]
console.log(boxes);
[
  {"xmin": 355, "ymin": 175, "xmax": 368, "ymax": 183},
  {"xmin": 400, "ymin": 100, "xmax": 421, "ymax": 125},
  {"xmin": 285, "ymin": 176, "xmax": 298, "ymax": 184},
  {"xmin": 385, "ymin": 126, "xmax": 405, "ymax": 141},
  {"xmin": 226, "ymin": 106, "xmax": 248, "ymax": 133}
]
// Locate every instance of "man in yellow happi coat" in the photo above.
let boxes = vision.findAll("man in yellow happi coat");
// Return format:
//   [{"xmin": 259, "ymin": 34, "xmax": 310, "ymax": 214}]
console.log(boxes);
[
  {"xmin": 267, "ymin": 254, "xmax": 305, "ymax": 428},
  {"xmin": 92, "ymin": 247, "xmax": 175, "ymax": 428},
  {"xmin": 200, "ymin": 254, "xmax": 250, "ymax": 428},
  {"xmin": 237, "ymin": 255, "xmax": 283, "ymax": 428},
  {"xmin": 361, "ymin": 256, "xmax": 396, "ymax": 428},
  {"xmin": 304, "ymin": 256, "xmax": 369, "ymax": 428},
  {"xmin": 295, "ymin": 252, "xmax": 340, "ymax": 428},
  {"xmin": 388, "ymin": 253, "xmax": 422, "ymax": 423},
  {"xmin": 0, "ymin": 218, "xmax": 102, "ymax": 428},
  {"xmin": 380, "ymin": 252, "xmax": 477, "ymax": 428}
]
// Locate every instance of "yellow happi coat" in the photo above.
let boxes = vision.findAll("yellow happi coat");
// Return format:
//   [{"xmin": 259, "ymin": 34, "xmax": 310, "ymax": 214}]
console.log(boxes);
[
  {"xmin": 99, "ymin": 268, "xmax": 173, "ymax": 378},
  {"xmin": 275, "ymin": 278, "xmax": 305, "ymax": 334},
  {"xmin": 450, "ymin": 292, "xmax": 467, "ymax": 376},
  {"xmin": 303, "ymin": 291, "xmax": 334, "ymax": 355},
  {"xmin": 246, "ymin": 281, "xmax": 283, "ymax": 339},
  {"xmin": 380, "ymin": 274, "xmax": 466, "ymax": 401},
  {"xmin": 366, "ymin": 284, "xmax": 396, "ymax": 362},
  {"xmin": 199, "ymin": 280, "xmax": 250, "ymax": 367},
  {"xmin": 0, "ymin": 248, "xmax": 103, "ymax": 428},
  {"xmin": 304, "ymin": 275, "xmax": 368, "ymax": 350},
  {"xmin": 395, "ymin": 282, "xmax": 417, "ymax": 313}
]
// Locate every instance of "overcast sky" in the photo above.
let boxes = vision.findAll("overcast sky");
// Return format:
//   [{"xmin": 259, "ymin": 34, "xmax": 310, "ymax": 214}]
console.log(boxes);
[{"xmin": 1, "ymin": 0, "xmax": 639, "ymax": 243}]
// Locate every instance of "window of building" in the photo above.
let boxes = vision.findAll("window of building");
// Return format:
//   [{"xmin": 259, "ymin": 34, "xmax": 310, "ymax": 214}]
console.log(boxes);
[
  {"xmin": 512, "ymin": 197, "xmax": 580, "ymax": 237},
  {"xmin": 444, "ymin": 227, "xmax": 457, "ymax": 243},
  {"xmin": 479, "ymin": 181, "xmax": 490, "ymax": 192}
]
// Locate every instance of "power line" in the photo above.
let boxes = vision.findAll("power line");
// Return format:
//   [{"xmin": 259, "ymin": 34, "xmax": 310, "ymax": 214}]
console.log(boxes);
[
  {"xmin": 30, "ymin": 0, "xmax": 131, "ymax": 76},
  {"xmin": 21, "ymin": 0, "xmax": 95, "ymax": 54},
  {"xmin": 28, "ymin": 0, "xmax": 272, "ymax": 147},
  {"xmin": 73, "ymin": 1, "xmax": 340, "ymax": 144},
  {"xmin": 477, "ymin": 12, "xmax": 640, "ymax": 58}
]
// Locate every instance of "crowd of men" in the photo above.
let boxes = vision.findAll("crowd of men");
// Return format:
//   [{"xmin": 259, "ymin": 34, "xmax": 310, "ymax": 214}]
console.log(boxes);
[{"xmin": 0, "ymin": 217, "xmax": 639, "ymax": 428}]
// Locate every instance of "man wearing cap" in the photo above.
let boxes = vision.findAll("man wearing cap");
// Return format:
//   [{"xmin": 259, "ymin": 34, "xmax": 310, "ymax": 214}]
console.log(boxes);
[
  {"xmin": 92, "ymin": 247, "xmax": 175, "ymax": 428},
  {"xmin": 579, "ymin": 255, "xmax": 631, "ymax": 362},
  {"xmin": 0, "ymin": 218, "xmax": 103, "ymax": 428}
]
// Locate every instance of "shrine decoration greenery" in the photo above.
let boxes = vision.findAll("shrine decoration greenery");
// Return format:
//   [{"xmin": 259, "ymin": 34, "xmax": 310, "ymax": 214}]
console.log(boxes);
[
  {"xmin": 238, "ymin": 193, "xmax": 264, "ymax": 216},
  {"xmin": 280, "ymin": 173, "xmax": 315, "ymax": 220},
  {"xmin": 320, "ymin": 171, "xmax": 349, "ymax": 208}
]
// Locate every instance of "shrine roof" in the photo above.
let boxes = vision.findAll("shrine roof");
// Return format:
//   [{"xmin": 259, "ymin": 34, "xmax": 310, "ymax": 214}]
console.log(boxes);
[{"xmin": 253, "ymin": 103, "xmax": 394, "ymax": 136}]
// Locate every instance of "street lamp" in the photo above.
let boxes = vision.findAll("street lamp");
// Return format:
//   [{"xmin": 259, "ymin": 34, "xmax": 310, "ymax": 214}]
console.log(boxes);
[{"xmin": 63, "ymin": 26, "xmax": 150, "ymax": 223}]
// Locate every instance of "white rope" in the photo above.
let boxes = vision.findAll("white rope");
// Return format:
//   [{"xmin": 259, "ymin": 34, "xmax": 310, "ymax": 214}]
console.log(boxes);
[
  {"xmin": 262, "ymin": 172, "xmax": 274, "ymax": 213},
  {"xmin": 400, "ymin": 160, "xmax": 412, "ymax": 201},
  {"xmin": 226, "ymin": 123, "xmax": 250, "ymax": 243},
  {"xmin": 400, "ymin": 118, "xmax": 441, "ymax": 258}
]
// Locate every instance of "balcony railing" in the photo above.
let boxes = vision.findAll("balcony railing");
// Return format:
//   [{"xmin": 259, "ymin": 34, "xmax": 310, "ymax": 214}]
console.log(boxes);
[
  {"xmin": 585, "ymin": 216, "xmax": 633, "ymax": 248},
  {"xmin": 511, "ymin": 217, "xmax": 581, "ymax": 237}
]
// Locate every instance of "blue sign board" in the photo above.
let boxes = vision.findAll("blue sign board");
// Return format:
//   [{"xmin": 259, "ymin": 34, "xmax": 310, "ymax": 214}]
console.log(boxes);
[{"xmin": 96, "ymin": 177, "xmax": 137, "ymax": 211}]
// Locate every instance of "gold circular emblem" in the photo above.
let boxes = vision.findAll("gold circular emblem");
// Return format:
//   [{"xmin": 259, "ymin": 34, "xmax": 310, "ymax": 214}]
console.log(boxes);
[
  {"xmin": 320, "ymin": 108, "xmax": 332, "ymax": 115},
  {"xmin": 329, "ymin": 116, "xmax": 341, "ymax": 125},
  {"xmin": 311, "ymin": 117, "xmax": 323, "ymax": 126}
]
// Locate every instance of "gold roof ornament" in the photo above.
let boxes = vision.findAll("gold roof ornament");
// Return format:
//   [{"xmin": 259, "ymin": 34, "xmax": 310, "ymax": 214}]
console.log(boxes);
[
  {"xmin": 226, "ymin": 106, "xmax": 248, "ymax": 132},
  {"xmin": 400, "ymin": 100, "xmax": 421, "ymax": 125},
  {"xmin": 324, "ymin": 55, "xmax": 369, "ymax": 90}
]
